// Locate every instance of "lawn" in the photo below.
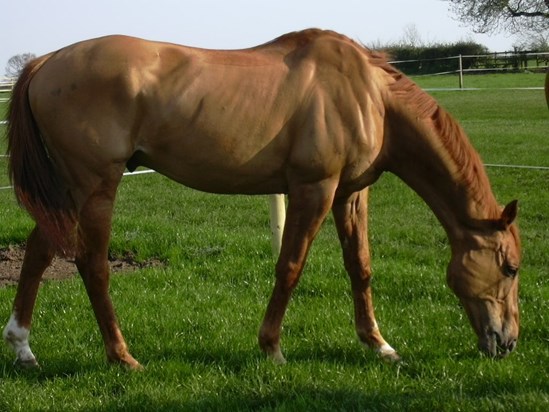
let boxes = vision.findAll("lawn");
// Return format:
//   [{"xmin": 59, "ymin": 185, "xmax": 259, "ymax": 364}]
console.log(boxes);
[
  {"xmin": 0, "ymin": 75, "xmax": 547, "ymax": 411},
  {"xmin": 412, "ymin": 71, "xmax": 546, "ymax": 90}
]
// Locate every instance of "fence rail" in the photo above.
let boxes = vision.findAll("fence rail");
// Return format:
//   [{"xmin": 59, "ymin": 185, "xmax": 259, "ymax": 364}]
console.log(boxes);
[
  {"xmin": 0, "ymin": 77, "xmax": 15, "ymax": 90},
  {"xmin": 0, "ymin": 78, "xmax": 14, "ymax": 103},
  {"xmin": 390, "ymin": 51, "xmax": 549, "ymax": 88}
]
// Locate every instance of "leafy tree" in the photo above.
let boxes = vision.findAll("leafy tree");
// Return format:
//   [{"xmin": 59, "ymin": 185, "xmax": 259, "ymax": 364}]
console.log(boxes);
[
  {"xmin": 446, "ymin": 0, "xmax": 549, "ymax": 34},
  {"xmin": 513, "ymin": 31, "xmax": 549, "ymax": 51},
  {"xmin": 5, "ymin": 53, "xmax": 36, "ymax": 78}
]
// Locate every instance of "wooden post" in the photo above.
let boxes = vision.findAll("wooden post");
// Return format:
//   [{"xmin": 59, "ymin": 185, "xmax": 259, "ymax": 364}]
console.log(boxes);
[
  {"xmin": 458, "ymin": 54, "xmax": 464, "ymax": 89},
  {"xmin": 269, "ymin": 194, "xmax": 286, "ymax": 257},
  {"xmin": 545, "ymin": 68, "xmax": 549, "ymax": 109}
]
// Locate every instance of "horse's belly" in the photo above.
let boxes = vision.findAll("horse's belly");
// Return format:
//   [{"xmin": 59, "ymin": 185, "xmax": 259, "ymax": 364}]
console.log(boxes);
[{"xmin": 135, "ymin": 149, "xmax": 289, "ymax": 195}]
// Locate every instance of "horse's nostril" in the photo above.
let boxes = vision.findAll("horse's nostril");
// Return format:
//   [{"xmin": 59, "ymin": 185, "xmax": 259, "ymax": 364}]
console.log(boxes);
[{"xmin": 508, "ymin": 339, "xmax": 517, "ymax": 352}]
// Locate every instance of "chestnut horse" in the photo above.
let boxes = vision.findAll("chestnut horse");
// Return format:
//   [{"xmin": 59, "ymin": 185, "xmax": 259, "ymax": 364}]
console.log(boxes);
[{"xmin": 3, "ymin": 29, "xmax": 521, "ymax": 369}]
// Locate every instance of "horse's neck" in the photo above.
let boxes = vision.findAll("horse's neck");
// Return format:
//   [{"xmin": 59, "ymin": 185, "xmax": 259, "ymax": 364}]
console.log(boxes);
[{"xmin": 383, "ymin": 106, "xmax": 500, "ymax": 239}]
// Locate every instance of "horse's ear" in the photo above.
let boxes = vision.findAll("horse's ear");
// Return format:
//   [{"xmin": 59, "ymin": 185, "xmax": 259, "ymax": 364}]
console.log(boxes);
[{"xmin": 499, "ymin": 200, "xmax": 518, "ymax": 229}]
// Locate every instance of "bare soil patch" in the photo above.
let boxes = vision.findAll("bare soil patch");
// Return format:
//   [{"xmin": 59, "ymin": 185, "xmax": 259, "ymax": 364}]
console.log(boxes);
[{"xmin": 0, "ymin": 245, "xmax": 164, "ymax": 287}]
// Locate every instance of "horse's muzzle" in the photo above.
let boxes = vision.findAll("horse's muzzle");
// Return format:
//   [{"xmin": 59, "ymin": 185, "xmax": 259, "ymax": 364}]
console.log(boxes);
[{"xmin": 479, "ymin": 332, "xmax": 517, "ymax": 358}]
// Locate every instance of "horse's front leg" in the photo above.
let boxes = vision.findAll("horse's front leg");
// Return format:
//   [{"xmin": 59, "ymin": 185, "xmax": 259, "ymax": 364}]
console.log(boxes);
[
  {"xmin": 3, "ymin": 227, "xmax": 55, "ymax": 368},
  {"xmin": 332, "ymin": 189, "xmax": 400, "ymax": 362},
  {"xmin": 259, "ymin": 180, "xmax": 336, "ymax": 363}
]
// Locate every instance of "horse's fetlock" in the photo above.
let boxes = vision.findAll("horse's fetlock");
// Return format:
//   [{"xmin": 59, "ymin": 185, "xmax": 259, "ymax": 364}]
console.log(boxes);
[
  {"xmin": 3, "ymin": 314, "xmax": 37, "ymax": 365},
  {"xmin": 258, "ymin": 332, "xmax": 286, "ymax": 364}
]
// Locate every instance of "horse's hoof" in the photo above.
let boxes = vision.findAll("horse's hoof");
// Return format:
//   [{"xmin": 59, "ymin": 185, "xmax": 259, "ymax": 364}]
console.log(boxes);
[
  {"xmin": 261, "ymin": 344, "xmax": 287, "ymax": 364},
  {"xmin": 377, "ymin": 344, "xmax": 401, "ymax": 363},
  {"xmin": 258, "ymin": 333, "xmax": 287, "ymax": 364},
  {"xmin": 380, "ymin": 350, "xmax": 401, "ymax": 363},
  {"xmin": 268, "ymin": 350, "xmax": 287, "ymax": 365},
  {"xmin": 121, "ymin": 357, "xmax": 144, "ymax": 371},
  {"xmin": 14, "ymin": 357, "xmax": 40, "ymax": 369},
  {"xmin": 125, "ymin": 362, "xmax": 144, "ymax": 371},
  {"xmin": 108, "ymin": 352, "xmax": 143, "ymax": 371}
]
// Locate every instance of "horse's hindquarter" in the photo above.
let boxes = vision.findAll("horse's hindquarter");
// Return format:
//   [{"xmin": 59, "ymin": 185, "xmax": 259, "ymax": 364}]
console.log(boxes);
[
  {"xmin": 30, "ymin": 32, "xmax": 386, "ymax": 196},
  {"xmin": 28, "ymin": 36, "xmax": 158, "ymax": 191}
]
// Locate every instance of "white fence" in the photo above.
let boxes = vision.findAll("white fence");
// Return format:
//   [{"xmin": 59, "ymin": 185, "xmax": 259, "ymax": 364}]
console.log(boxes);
[
  {"xmin": 0, "ymin": 77, "xmax": 15, "ymax": 103},
  {"xmin": 0, "ymin": 77, "xmax": 15, "ymax": 87},
  {"xmin": 390, "ymin": 51, "xmax": 549, "ymax": 89}
]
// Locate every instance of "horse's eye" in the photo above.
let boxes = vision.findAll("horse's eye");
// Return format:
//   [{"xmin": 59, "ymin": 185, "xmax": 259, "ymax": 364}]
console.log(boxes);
[{"xmin": 504, "ymin": 264, "xmax": 519, "ymax": 278}]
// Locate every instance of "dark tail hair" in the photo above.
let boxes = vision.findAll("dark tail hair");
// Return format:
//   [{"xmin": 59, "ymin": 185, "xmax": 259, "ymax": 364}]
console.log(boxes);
[{"xmin": 7, "ymin": 55, "xmax": 77, "ymax": 255}]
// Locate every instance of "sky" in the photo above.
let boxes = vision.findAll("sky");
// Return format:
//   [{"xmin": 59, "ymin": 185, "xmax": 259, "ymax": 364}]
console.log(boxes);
[{"xmin": 2, "ymin": 0, "xmax": 517, "ymax": 75}]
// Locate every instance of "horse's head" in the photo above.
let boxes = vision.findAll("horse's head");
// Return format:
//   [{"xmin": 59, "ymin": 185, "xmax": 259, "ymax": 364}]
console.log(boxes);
[{"xmin": 447, "ymin": 201, "xmax": 521, "ymax": 358}]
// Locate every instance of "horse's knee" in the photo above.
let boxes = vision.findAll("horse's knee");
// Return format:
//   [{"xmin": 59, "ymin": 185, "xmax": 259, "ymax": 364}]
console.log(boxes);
[
  {"xmin": 75, "ymin": 248, "xmax": 110, "ymax": 280},
  {"xmin": 274, "ymin": 260, "xmax": 303, "ymax": 290}
]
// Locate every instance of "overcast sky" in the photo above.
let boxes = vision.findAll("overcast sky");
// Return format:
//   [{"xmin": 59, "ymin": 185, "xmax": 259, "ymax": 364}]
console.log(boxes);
[{"xmin": 3, "ymin": 0, "xmax": 516, "ymax": 74}]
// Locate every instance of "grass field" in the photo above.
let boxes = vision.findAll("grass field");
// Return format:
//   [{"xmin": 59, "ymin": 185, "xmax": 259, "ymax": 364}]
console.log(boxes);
[
  {"xmin": 0, "ymin": 73, "xmax": 548, "ymax": 411},
  {"xmin": 411, "ymin": 71, "xmax": 546, "ymax": 90}
]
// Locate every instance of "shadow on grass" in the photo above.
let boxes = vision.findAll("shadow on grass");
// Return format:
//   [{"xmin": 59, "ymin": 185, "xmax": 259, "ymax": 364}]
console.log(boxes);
[
  {"xmin": 0, "ymin": 354, "xmax": 109, "ymax": 382},
  {"xmin": 84, "ymin": 389, "xmax": 404, "ymax": 411},
  {"xmin": 139, "ymin": 337, "xmax": 387, "ymax": 371},
  {"xmin": 2, "ymin": 344, "xmax": 543, "ymax": 411}
]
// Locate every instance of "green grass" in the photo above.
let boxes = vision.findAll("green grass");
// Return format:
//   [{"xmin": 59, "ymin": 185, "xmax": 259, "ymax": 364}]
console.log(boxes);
[
  {"xmin": 412, "ymin": 72, "xmax": 546, "ymax": 90},
  {"xmin": 0, "ymin": 79, "xmax": 548, "ymax": 410},
  {"xmin": 431, "ymin": 88, "xmax": 548, "ymax": 166}
]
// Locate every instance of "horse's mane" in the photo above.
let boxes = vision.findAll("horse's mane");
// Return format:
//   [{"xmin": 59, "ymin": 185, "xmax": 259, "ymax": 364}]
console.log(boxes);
[{"xmin": 365, "ymin": 49, "xmax": 498, "ymax": 216}]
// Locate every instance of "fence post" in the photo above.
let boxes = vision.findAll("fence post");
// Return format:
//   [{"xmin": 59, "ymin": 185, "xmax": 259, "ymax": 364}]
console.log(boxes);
[
  {"xmin": 458, "ymin": 54, "xmax": 464, "ymax": 89},
  {"xmin": 269, "ymin": 194, "xmax": 286, "ymax": 257}
]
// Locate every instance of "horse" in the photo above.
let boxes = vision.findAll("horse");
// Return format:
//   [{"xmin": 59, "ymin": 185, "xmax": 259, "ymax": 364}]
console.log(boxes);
[{"xmin": 3, "ymin": 29, "xmax": 521, "ymax": 369}]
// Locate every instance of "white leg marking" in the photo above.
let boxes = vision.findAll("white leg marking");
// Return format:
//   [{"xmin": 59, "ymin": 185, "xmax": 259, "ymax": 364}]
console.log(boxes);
[
  {"xmin": 376, "ymin": 343, "xmax": 396, "ymax": 356},
  {"xmin": 3, "ymin": 313, "xmax": 37, "ymax": 365},
  {"xmin": 376, "ymin": 342, "xmax": 401, "ymax": 363}
]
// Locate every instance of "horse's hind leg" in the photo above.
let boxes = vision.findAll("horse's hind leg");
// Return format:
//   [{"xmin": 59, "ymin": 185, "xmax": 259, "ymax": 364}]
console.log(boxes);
[
  {"xmin": 332, "ymin": 189, "xmax": 400, "ymax": 362},
  {"xmin": 3, "ymin": 227, "xmax": 55, "ymax": 367},
  {"xmin": 75, "ymin": 178, "xmax": 141, "ymax": 370}
]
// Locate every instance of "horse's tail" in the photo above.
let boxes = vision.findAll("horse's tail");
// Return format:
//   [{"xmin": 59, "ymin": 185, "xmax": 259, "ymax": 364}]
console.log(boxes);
[{"xmin": 7, "ymin": 55, "xmax": 77, "ymax": 256}]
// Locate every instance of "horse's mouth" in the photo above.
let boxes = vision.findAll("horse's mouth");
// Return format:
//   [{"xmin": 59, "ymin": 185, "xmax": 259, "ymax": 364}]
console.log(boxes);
[{"xmin": 479, "ymin": 332, "xmax": 517, "ymax": 358}]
